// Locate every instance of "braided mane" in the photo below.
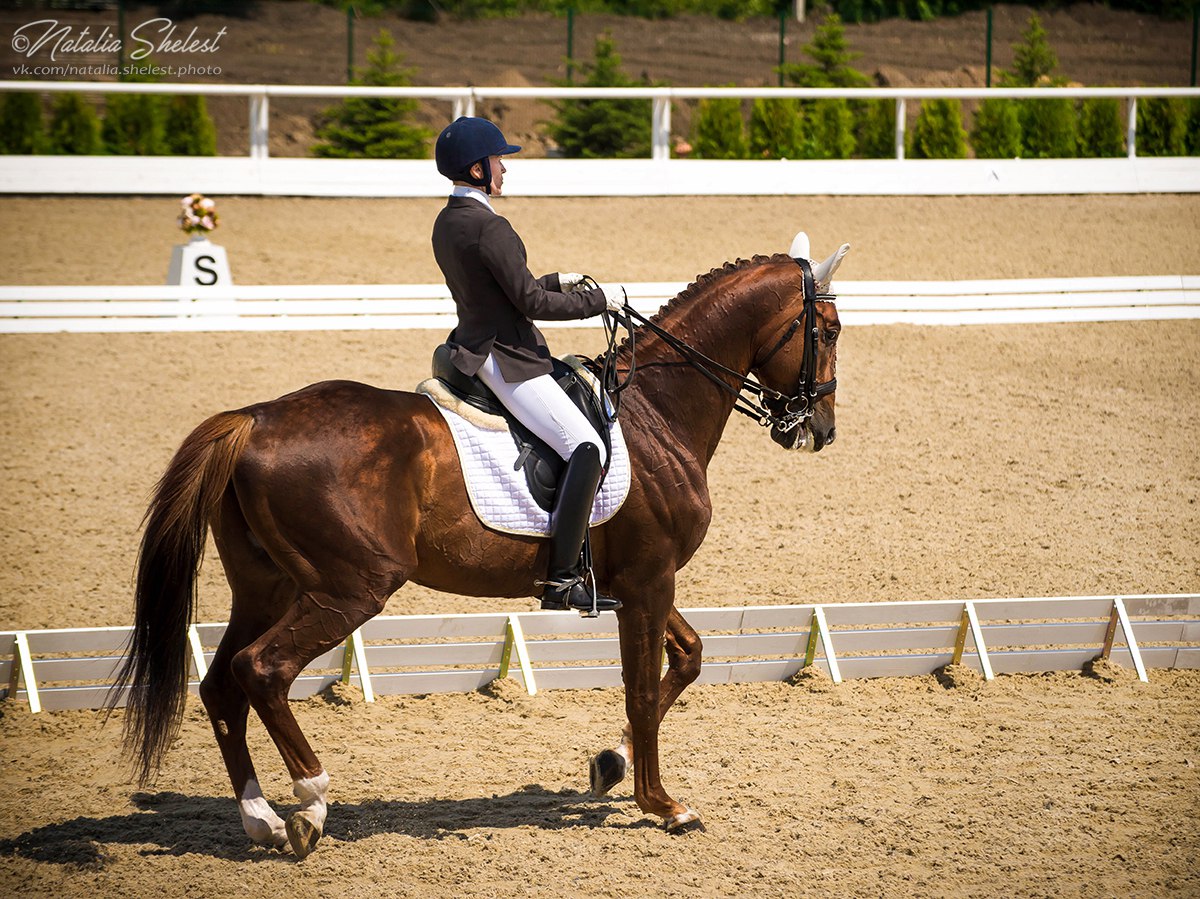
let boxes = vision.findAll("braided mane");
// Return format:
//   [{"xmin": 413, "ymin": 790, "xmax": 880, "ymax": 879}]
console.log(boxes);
[{"xmin": 611, "ymin": 253, "xmax": 794, "ymax": 360}]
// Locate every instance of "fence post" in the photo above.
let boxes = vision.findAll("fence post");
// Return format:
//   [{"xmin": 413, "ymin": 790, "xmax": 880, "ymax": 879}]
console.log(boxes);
[
  {"xmin": 10, "ymin": 633, "xmax": 41, "ymax": 714},
  {"xmin": 985, "ymin": 6, "xmax": 993, "ymax": 88},
  {"xmin": 778, "ymin": 10, "xmax": 786, "ymax": 88},
  {"xmin": 652, "ymin": 96, "xmax": 671, "ymax": 160},
  {"xmin": 802, "ymin": 606, "xmax": 841, "ymax": 683},
  {"xmin": 249, "ymin": 92, "xmax": 270, "ymax": 160},
  {"xmin": 567, "ymin": 6, "xmax": 576, "ymax": 85},
  {"xmin": 1100, "ymin": 597, "xmax": 1148, "ymax": 683},
  {"xmin": 187, "ymin": 624, "xmax": 208, "ymax": 680},
  {"xmin": 1127, "ymin": 96, "xmax": 1137, "ymax": 160},
  {"xmin": 498, "ymin": 614, "xmax": 537, "ymax": 695},
  {"xmin": 951, "ymin": 602, "xmax": 994, "ymax": 680},
  {"xmin": 895, "ymin": 97, "xmax": 906, "ymax": 160},
  {"xmin": 1192, "ymin": 5, "xmax": 1198, "ymax": 88},
  {"xmin": 340, "ymin": 628, "xmax": 375, "ymax": 701},
  {"xmin": 346, "ymin": 5, "xmax": 355, "ymax": 84}
]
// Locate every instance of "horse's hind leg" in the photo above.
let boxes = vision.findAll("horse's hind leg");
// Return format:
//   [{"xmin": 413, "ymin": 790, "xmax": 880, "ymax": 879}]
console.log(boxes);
[
  {"xmin": 230, "ymin": 585, "xmax": 389, "ymax": 859},
  {"xmin": 591, "ymin": 607, "xmax": 702, "ymax": 798},
  {"xmin": 201, "ymin": 491, "xmax": 297, "ymax": 848}
]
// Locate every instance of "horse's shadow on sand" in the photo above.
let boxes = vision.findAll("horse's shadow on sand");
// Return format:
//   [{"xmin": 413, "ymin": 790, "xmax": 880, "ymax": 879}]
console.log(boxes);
[{"xmin": 0, "ymin": 785, "xmax": 646, "ymax": 867}]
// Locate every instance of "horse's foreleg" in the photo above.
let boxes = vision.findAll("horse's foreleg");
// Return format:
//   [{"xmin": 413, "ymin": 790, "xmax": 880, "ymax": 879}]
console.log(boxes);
[
  {"xmin": 612, "ymin": 592, "xmax": 701, "ymax": 832},
  {"xmin": 591, "ymin": 607, "xmax": 703, "ymax": 799},
  {"xmin": 231, "ymin": 589, "xmax": 385, "ymax": 859}
]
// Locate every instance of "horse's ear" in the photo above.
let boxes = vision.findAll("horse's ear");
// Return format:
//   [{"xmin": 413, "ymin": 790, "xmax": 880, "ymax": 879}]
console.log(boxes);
[
  {"xmin": 788, "ymin": 231, "xmax": 810, "ymax": 260},
  {"xmin": 813, "ymin": 243, "xmax": 851, "ymax": 291}
]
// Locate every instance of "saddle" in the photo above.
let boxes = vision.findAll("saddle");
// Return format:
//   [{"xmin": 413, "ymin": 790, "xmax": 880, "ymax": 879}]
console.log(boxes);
[{"xmin": 430, "ymin": 344, "xmax": 614, "ymax": 512}]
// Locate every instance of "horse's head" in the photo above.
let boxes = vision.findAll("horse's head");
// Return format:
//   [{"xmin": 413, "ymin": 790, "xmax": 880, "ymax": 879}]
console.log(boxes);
[{"xmin": 749, "ymin": 241, "xmax": 843, "ymax": 453}]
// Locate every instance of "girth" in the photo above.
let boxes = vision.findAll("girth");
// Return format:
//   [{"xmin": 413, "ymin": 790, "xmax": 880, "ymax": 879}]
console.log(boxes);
[{"xmin": 431, "ymin": 344, "xmax": 613, "ymax": 512}]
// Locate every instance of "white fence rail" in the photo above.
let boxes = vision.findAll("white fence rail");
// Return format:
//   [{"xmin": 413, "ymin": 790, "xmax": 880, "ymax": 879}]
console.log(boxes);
[
  {"xmin": 3, "ymin": 595, "xmax": 1198, "ymax": 712},
  {"xmin": 2, "ymin": 276, "xmax": 1197, "ymax": 332},
  {"xmin": 1, "ymin": 82, "xmax": 1198, "ymax": 196}
]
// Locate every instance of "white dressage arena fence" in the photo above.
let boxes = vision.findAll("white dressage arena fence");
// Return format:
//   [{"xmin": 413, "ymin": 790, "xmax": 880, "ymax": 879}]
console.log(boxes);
[
  {"xmin": 2, "ymin": 276, "xmax": 1197, "ymax": 332},
  {"xmin": 1, "ymin": 82, "xmax": 1198, "ymax": 196},
  {"xmin": 3, "ymin": 595, "xmax": 1198, "ymax": 713}
]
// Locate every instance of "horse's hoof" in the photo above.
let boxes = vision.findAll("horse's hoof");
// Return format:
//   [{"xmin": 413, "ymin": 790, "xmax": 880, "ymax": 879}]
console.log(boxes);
[
  {"xmin": 286, "ymin": 811, "xmax": 322, "ymax": 859},
  {"xmin": 665, "ymin": 809, "xmax": 704, "ymax": 835},
  {"xmin": 589, "ymin": 749, "xmax": 627, "ymax": 797}
]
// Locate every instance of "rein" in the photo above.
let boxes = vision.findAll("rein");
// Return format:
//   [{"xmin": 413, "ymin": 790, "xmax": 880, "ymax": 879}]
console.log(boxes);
[{"xmin": 588, "ymin": 258, "xmax": 836, "ymax": 434}]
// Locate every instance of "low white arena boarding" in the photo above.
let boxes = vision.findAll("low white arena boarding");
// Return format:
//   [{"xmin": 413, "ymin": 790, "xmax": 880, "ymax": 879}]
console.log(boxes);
[
  {"xmin": 1, "ymin": 276, "xmax": 1198, "ymax": 332},
  {"xmin": 2, "ymin": 594, "xmax": 1197, "ymax": 713}
]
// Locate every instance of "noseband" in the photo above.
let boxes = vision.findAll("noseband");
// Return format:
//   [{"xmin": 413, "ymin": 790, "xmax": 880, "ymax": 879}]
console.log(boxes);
[
  {"xmin": 753, "ymin": 257, "xmax": 838, "ymax": 433},
  {"xmin": 594, "ymin": 257, "xmax": 836, "ymax": 434}
]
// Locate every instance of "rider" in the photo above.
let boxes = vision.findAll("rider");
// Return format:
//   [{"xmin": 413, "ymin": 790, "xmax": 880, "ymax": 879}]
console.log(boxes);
[{"xmin": 431, "ymin": 115, "xmax": 623, "ymax": 614}]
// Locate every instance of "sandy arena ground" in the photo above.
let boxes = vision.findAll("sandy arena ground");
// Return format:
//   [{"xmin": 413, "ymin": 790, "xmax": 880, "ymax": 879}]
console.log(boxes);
[{"xmin": 0, "ymin": 194, "xmax": 1198, "ymax": 896}]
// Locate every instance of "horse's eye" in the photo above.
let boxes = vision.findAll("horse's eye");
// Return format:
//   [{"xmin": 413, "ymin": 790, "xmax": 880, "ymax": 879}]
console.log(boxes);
[{"xmin": 824, "ymin": 329, "xmax": 840, "ymax": 345}]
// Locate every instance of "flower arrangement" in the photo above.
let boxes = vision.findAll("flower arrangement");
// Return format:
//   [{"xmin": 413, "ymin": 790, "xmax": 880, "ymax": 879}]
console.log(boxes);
[{"xmin": 178, "ymin": 193, "xmax": 219, "ymax": 237}]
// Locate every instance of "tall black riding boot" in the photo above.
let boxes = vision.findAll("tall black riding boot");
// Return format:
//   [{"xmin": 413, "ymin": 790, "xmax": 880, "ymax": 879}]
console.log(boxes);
[{"xmin": 539, "ymin": 442, "xmax": 622, "ymax": 613}]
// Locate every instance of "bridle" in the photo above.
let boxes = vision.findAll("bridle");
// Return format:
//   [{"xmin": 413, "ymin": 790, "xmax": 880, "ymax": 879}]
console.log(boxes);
[{"xmin": 592, "ymin": 257, "xmax": 837, "ymax": 435}]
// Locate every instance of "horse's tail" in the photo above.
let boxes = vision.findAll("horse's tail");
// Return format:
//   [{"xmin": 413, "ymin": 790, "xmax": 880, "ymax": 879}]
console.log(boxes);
[{"xmin": 105, "ymin": 410, "xmax": 255, "ymax": 785}]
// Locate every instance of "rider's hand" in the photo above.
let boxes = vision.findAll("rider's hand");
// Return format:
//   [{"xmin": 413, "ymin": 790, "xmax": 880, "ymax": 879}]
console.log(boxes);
[
  {"xmin": 601, "ymin": 284, "xmax": 627, "ymax": 313},
  {"xmin": 558, "ymin": 272, "xmax": 586, "ymax": 292}
]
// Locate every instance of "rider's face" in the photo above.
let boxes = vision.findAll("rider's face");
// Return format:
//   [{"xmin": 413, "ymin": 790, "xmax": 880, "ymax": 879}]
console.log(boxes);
[
  {"xmin": 488, "ymin": 155, "xmax": 505, "ymax": 196},
  {"xmin": 468, "ymin": 155, "xmax": 506, "ymax": 196}
]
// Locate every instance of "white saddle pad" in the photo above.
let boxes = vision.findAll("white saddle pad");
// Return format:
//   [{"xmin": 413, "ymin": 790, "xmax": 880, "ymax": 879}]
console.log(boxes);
[{"xmin": 417, "ymin": 376, "xmax": 632, "ymax": 537}]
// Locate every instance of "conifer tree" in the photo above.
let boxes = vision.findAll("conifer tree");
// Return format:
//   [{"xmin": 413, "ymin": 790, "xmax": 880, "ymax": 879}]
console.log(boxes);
[
  {"xmin": 313, "ymin": 29, "xmax": 433, "ymax": 159},
  {"xmin": 749, "ymin": 97, "xmax": 802, "ymax": 159},
  {"xmin": 48, "ymin": 92, "xmax": 102, "ymax": 155},
  {"xmin": 102, "ymin": 68, "xmax": 167, "ymax": 156},
  {"xmin": 908, "ymin": 98, "xmax": 968, "ymax": 159},
  {"xmin": 1006, "ymin": 14, "xmax": 1058, "ymax": 88},
  {"xmin": 1078, "ymin": 97, "xmax": 1124, "ymax": 158},
  {"xmin": 164, "ymin": 95, "xmax": 218, "ymax": 156},
  {"xmin": 0, "ymin": 92, "xmax": 46, "ymax": 154},
  {"xmin": 546, "ymin": 33, "xmax": 651, "ymax": 159},
  {"xmin": 692, "ymin": 94, "xmax": 747, "ymax": 159},
  {"xmin": 970, "ymin": 98, "xmax": 1022, "ymax": 158},
  {"xmin": 779, "ymin": 13, "xmax": 867, "ymax": 160},
  {"xmin": 1001, "ymin": 14, "xmax": 1077, "ymax": 159}
]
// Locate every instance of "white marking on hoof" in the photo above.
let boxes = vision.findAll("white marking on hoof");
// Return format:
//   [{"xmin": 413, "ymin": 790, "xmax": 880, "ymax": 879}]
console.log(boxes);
[
  {"xmin": 287, "ymin": 769, "xmax": 329, "ymax": 858},
  {"xmin": 239, "ymin": 778, "xmax": 288, "ymax": 848},
  {"xmin": 665, "ymin": 808, "xmax": 704, "ymax": 833}
]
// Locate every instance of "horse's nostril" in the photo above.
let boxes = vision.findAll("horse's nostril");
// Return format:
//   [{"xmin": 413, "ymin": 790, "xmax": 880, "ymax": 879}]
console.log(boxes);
[{"xmin": 826, "ymin": 428, "xmax": 836, "ymax": 445}]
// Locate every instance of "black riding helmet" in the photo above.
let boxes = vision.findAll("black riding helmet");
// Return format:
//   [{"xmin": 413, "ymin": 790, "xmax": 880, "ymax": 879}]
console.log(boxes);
[{"xmin": 435, "ymin": 116, "xmax": 521, "ymax": 195}]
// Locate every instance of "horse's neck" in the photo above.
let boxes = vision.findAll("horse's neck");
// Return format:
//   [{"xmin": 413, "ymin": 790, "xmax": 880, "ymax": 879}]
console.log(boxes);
[{"xmin": 623, "ymin": 270, "xmax": 767, "ymax": 466}]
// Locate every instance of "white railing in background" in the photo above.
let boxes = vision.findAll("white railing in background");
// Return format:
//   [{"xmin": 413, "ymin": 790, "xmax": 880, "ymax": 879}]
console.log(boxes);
[
  {"xmin": 1, "ymin": 276, "xmax": 1196, "ymax": 332},
  {"xmin": 3, "ymin": 81, "xmax": 1199, "ymax": 161},
  {"xmin": 3, "ymin": 595, "xmax": 1197, "ymax": 712}
]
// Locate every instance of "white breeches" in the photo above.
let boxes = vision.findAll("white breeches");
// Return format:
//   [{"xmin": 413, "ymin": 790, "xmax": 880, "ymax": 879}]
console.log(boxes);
[{"xmin": 476, "ymin": 352, "xmax": 607, "ymax": 466}]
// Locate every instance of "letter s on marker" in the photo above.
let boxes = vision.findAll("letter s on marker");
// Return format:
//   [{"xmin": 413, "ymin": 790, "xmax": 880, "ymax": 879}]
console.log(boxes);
[{"xmin": 193, "ymin": 255, "xmax": 218, "ymax": 286}]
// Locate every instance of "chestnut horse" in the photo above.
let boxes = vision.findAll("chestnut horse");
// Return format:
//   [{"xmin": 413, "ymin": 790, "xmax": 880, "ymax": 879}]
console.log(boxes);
[{"xmin": 109, "ymin": 250, "xmax": 839, "ymax": 857}]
